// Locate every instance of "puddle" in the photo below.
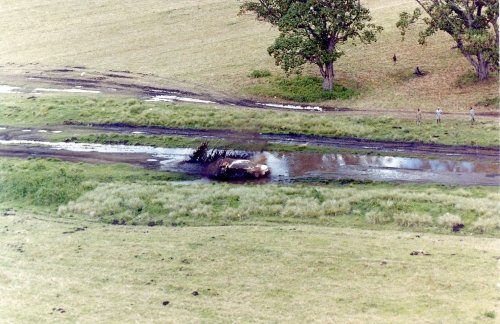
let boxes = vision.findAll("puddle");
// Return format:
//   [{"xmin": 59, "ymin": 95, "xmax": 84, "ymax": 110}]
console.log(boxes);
[
  {"xmin": 257, "ymin": 103, "xmax": 322, "ymax": 112},
  {"xmin": 0, "ymin": 85, "xmax": 21, "ymax": 94},
  {"xmin": 0, "ymin": 140, "xmax": 497, "ymax": 186},
  {"xmin": 34, "ymin": 87, "xmax": 100, "ymax": 94},
  {"xmin": 0, "ymin": 84, "xmax": 100, "ymax": 94},
  {"xmin": 146, "ymin": 95, "xmax": 215, "ymax": 104}
]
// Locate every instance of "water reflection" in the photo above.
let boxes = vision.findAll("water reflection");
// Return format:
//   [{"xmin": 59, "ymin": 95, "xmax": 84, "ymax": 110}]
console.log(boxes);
[{"xmin": 264, "ymin": 152, "xmax": 497, "ymax": 179}]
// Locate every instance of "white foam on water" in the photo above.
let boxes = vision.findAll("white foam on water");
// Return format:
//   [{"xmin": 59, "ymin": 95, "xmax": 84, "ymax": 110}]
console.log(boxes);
[
  {"xmin": 147, "ymin": 95, "xmax": 215, "ymax": 104},
  {"xmin": 34, "ymin": 88, "xmax": 101, "ymax": 94},
  {"xmin": 0, "ymin": 85, "xmax": 21, "ymax": 94},
  {"xmin": 51, "ymin": 130, "xmax": 62, "ymax": 134},
  {"xmin": 21, "ymin": 129, "xmax": 31, "ymax": 132},
  {"xmin": 258, "ymin": 103, "xmax": 322, "ymax": 112},
  {"xmin": 131, "ymin": 131, "xmax": 144, "ymax": 134},
  {"xmin": 38, "ymin": 130, "xmax": 48, "ymax": 133},
  {"xmin": 0, "ymin": 127, "xmax": 6, "ymax": 130}
]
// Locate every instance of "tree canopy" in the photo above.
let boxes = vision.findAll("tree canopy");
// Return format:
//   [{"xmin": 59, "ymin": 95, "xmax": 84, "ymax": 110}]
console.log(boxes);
[
  {"xmin": 240, "ymin": 0, "xmax": 382, "ymax": 91},
  {"xmin": 397, "ymin": 0, "xmax": 499, "ymax": 80}
]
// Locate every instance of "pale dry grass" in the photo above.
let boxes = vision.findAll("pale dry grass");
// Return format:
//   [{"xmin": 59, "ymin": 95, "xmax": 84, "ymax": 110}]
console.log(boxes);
[
  {"xmin": 0, "ymin": 215, "xmax": 497, "ymax": 323},
  {"xmin": 57, "ymin": 182, "xmax": 500, "ymax": 234},
  {"xmin": 0, "ymin": 0, "xmax": 496, "ymax": 110}
]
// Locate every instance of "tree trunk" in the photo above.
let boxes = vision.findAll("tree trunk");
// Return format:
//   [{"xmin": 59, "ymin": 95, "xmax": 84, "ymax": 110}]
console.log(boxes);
[
  {"xmin": 321, "ymin": 62, "xmax": 334, "ymax": 91},
  {"xmin": 475, "ymin": 53, "xmax": 490, "ymax": 80},
  {"xmin": 459, "ymin": 44, "xmax": 490, "ymax": 80}
]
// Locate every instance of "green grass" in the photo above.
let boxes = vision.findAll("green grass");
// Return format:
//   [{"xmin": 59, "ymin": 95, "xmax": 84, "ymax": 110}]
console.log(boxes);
[
  {"xmin": 0, "ymin": 158, "xmax": 189, "ymax": 211},
  {"xmin": 1, "ymin": 95, "xmax": 499, "ymax": 147},
  {"xmin": 249, "ymin": 75, "xmax": 358, "ymax": 102},
  {"xmin": 0, "ymin": 215, "xmax": 498, "ymax": 322},
  {"xmin": 56, "ymin": 133, "xmax": 205, "ymax": 148}
]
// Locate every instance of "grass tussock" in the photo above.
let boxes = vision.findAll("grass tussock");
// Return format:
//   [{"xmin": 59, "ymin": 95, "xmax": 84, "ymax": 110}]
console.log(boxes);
[
  {"xmin": 393, "ymin": 212, "xmax": 433, "ymax": 227},
  {"xmin": 472, "ymin": 217, "xmax": 500, "ymax": 234},
  {"xmin": 249, "ymin": 75, "xmax": 358, "ymax": 102},
  {"xmin": 56, "ymin": 181, "xmax": 500, "ymax": 235},
  {"xmin": 437, "ymin": 213, "xmax": 463, "ymax": 228},
  {"xmin": 249, "ymin": 69, "xmax": 272, "ymax": 78}
]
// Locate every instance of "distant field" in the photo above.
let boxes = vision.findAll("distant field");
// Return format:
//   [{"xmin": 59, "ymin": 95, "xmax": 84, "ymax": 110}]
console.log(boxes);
[{"xmin": 0, "ymin": 0, "xmax": 497, "ymax": 110}]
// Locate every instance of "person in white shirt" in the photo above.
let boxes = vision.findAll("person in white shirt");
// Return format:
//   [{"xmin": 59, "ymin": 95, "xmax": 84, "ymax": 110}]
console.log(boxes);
[
  {"xmin": 435, "ymin": 108, "xmax": 443, "ymax": 124},
  {"xmin": 416, "ymin": 108, "xmax": 422, "ymax": 125},
  {"xmin": 469, "ymin": 107, "xmax": 475, "ymax": 125}
]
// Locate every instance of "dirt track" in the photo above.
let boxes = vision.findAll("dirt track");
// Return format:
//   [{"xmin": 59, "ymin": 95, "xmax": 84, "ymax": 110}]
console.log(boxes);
[
  {"xmin": 1, "ymin": 66, "xmax": 498, "ymax": 118},
  {"xmin": 1, "ymin": 123, "xmax": 499, "ymax": 161}
]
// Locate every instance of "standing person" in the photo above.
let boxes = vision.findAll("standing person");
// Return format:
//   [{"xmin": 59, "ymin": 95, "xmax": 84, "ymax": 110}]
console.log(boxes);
[
  {"xmin": 416, "ymin": 108, "xmax": 422, "ymax": 125},
  {"xmin": 435, "ymin": 108, "xmax": 443, "ymax": 124},
  {"xmin": 469, "ymin": 106, "xmax": 475, "ymax": 125}
]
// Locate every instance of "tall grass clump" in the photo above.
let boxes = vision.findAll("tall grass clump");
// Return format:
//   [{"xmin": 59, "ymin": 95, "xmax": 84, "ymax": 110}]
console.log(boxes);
[
  {"xmin": 56, "ymin": 182, "xmax": 499, "ymax": 234},
  {"xmin": 365, "ymin": 210, "xmax": 392, "ymax": 224},
  {"xmin": 393, "ymin": 212, "xmax": 433, "ymax": 228},
  {"xmin": 437, "ymin": 213, "xmax": 463, "ymax": 228},
  {"xmin": 472, "ymin": 217, "xmax": 500, "ymax": 234},
  {"xmin": 249, "ymin": 69, "xmax": 272, "ymax": 78}
]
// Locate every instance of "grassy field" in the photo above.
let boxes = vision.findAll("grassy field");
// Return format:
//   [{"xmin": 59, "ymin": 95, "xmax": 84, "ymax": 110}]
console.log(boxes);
[
  {"xmin": 0, "ymin": 215, "xmax": 498, "ymax": 323},
  {"xmin": 0, "ymin": 156, "xmax": 498, "ymax": 322},
  {"xmin": 0, "ymin": 0, "xmax": 497, "ymax": 110},
  {"xmin": 1, "ymin": 95, "xmax": 499, "ymax": 147}
]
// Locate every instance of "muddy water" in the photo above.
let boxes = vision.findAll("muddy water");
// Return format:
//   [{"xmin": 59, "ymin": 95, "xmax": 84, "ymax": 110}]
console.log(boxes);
[{"xmin": 0, "ymin": 140, "xmax": 498, "ymax": 186}]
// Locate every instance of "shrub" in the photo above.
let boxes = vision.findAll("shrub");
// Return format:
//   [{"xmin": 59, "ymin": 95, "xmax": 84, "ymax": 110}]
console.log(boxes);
[
  {"xmin": 394, "ymin": 212, "xmax": 433, "ymax": 227},
  {"xmin": 249, "ymin": 69, "xmax": 272, "ymax": 78}
]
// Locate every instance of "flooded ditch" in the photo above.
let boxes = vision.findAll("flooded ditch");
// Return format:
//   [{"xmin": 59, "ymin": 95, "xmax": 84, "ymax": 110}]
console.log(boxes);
[{"xmin": 0, "ymin": 140, "xmax": 498, "ymax": 186}]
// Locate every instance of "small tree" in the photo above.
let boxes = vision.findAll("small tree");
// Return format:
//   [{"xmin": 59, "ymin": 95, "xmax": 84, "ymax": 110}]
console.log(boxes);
[
  {"xmin": 397, "ymin": 0, "xmax": 499, "ymax": 80},
  {"xmin": 240, "ymin": 0, "xmax": 382, "ymax": 91}
]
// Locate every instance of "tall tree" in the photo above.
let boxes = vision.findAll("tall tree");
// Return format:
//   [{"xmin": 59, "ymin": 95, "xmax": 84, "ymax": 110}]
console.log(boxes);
[
  {"xmin": 240, "ymin": 0, "xmax": 382, "ymax": 91},
  {"xmin": 397, "ymin": 0, "xmax": 499, "ymax": 80}
]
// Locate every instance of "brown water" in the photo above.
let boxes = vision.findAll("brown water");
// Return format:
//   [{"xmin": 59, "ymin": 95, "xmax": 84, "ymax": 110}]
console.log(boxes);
[{"xmin": 0, "ymin": 140, "xmax": 498, "ymax": 186}]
